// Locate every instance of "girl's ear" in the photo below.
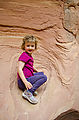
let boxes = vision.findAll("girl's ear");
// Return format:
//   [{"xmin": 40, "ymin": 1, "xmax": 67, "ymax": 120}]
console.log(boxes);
[{"xmin": 35, "ymin": 41, "xmax": 37, "ymax": 49}]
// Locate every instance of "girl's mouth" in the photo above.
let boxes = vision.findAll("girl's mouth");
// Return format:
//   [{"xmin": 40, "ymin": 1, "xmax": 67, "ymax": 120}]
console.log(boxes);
[{"xmin": 28, "ymin": 50, "xmax": 32, "ymax": 52}]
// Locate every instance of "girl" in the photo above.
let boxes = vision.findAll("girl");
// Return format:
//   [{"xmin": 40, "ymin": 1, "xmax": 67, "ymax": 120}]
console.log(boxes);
[{"xmin": 17, "ymin": 35, "xmax": 47, "ymax": 104}]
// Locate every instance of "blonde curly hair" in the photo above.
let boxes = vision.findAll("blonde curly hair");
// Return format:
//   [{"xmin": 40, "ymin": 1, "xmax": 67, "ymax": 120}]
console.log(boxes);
[{"xmin": 21, "ymin": 35, "xmax": 38, "ymax": 50}]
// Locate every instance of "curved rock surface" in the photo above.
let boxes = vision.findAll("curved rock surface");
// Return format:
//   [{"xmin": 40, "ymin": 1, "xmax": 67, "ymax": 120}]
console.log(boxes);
[{"xmin": 0, "ymin": 0, "xmax": 79, "ymax": 120}]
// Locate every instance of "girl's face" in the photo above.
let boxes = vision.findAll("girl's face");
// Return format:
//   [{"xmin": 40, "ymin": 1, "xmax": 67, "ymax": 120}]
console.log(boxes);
[{"xmin": 25, "ymin": 41, "xmax": 35, "ymax": 54}]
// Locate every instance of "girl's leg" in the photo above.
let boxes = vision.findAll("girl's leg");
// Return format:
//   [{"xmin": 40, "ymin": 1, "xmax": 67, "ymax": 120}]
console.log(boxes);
[
  {"xmin": 34, "ymin": 72, "xmax": 44, "ymax": 76},
  {"xmin": 17, "ymin": 73, "xmax": 44, "ymax": 91},
  {"xmin": 18, "ymin": 79, "xmax": 26, "ymax": 91},
  {"xmin": 18, "ymin": 72, "xmax": 47, "ymax": 92},
  {"xmin": 18, "ymin": 79, "xmax": 38, "ymax": 104},
  {"xmin": 27, "ymin": 74, "xmax": 47, "ymax": 94}
]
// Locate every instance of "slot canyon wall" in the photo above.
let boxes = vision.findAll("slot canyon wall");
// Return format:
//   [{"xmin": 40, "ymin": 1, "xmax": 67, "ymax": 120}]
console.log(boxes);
[{"xmin": 0, "ymin": 0, "xmax": 79, "ymax": 120}]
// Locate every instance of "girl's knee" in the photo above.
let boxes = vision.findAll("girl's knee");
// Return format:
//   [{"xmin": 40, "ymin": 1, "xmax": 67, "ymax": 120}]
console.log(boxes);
[
  {"xmin": 43, "ymin": 75, "xmax": 47, "ymax": 82},
  {"xmin": 38, "ymin": 72, "xmax": 44, "ymax": 75},
  {"xmin": 40, "ymin": 72, "xmax": 44, "ymax": 75}
]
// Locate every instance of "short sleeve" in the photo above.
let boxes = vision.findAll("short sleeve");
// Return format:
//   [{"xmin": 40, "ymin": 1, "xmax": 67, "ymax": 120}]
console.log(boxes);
[{"xmin": 18, "ymin": 52, "xmax": 29, "ymax": 63}]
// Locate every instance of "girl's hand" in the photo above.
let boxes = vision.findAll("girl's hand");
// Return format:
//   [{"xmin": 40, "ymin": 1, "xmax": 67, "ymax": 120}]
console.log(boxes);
[{"xmin": 24, "ymin": 81, "xmax": 33, "ymax": 90}]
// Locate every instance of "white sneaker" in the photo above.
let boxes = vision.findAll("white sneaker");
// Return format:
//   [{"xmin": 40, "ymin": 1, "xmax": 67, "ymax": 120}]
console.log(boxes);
[{"xmin": 22, "ymin": 90, "xmax": 38, "ymax": 104}]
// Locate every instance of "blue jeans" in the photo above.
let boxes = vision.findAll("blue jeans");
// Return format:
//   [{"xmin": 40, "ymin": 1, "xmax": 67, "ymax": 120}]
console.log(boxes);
[{"xmin": 18, "ymin": 72, "xmax": 47, "ymax": 94}]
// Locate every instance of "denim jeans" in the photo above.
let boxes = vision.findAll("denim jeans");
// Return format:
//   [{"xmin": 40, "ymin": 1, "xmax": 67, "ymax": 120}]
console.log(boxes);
[{"xmin": 18, "ymin": 72, "xmax": 47, "ymax": 94}]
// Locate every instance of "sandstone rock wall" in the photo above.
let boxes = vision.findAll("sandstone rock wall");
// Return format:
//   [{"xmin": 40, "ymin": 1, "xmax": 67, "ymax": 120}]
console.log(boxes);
[{"xmin": 0, "ymin": 0, "xmax": 79, "ymax": 120}]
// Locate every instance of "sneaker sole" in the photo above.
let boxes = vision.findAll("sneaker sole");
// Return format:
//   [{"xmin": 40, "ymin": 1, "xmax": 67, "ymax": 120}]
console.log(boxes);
[{"xmin": 22, "ymin": 93, "xmax": 38, "ymax": 104}]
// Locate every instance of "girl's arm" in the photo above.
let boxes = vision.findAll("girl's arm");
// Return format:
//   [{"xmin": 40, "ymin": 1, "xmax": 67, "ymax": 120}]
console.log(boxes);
[
  {"xmin": 33, "ymin": 68, "xmax": 38, "ymax": 72},
  {"xmin": 17, "ymin": 61, "xmax": 32, "ymax": 90}
]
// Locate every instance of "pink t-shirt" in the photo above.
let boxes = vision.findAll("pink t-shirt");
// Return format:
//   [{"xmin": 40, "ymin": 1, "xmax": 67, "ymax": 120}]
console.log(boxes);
[{"xmin": 17, "ymin": 52, "xmax": 34, "ymax": 80}]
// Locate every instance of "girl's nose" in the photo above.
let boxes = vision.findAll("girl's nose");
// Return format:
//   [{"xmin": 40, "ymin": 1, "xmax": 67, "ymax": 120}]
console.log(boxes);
[{"xmin": 29, "ymin": 46, "xmax": 32, "ymax": 49}]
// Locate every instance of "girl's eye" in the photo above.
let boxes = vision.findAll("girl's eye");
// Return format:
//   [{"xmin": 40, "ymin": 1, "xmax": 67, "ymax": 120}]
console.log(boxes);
[
  {"xmin": 27, "ymin": 45, "xmax": 30, "ymax": 47},
  {"xmin": 31, "ymin": 45, "xmax": 34, "ymax": 47}
]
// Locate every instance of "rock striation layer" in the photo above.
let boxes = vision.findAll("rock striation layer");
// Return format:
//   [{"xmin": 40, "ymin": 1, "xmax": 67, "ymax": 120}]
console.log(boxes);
[{"xmin": 0, "ymin": 0, "xmax": 79, "ymax": 120}]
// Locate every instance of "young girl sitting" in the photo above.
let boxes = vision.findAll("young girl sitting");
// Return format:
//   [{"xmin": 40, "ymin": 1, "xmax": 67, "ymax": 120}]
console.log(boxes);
[{"xmin": 17, "ymin": 35, "xmax": 47, "ymax": 104}]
